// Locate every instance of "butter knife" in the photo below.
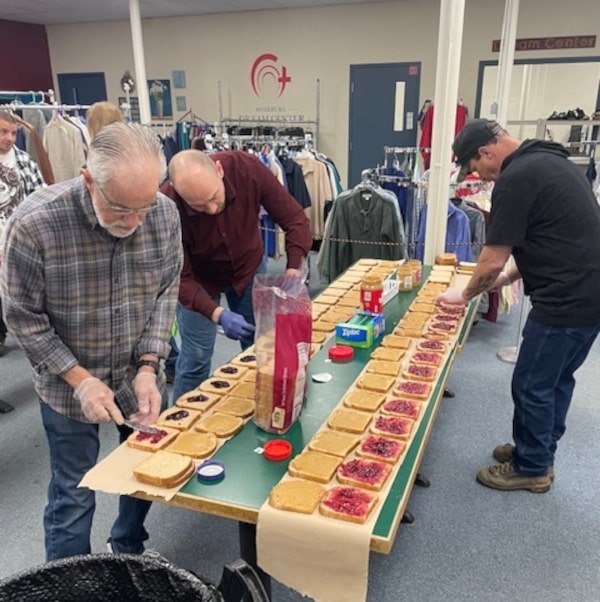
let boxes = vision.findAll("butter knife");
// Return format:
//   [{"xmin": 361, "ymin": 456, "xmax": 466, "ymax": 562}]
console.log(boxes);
[{"xmin": 122, "ymin": 418, "xmax": 162, "ymax": 435}]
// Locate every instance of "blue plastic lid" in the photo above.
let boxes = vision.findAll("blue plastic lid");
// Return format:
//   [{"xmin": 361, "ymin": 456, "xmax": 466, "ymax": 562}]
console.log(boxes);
[{"xmin": 196, "ymin": 460, "xmax": 225, "ymax": 482}]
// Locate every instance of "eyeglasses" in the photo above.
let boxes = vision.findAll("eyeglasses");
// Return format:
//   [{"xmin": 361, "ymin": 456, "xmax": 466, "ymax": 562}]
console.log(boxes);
[{"xmin": 92, "ymin": 178, "xmax": 158, "ymax": 215}]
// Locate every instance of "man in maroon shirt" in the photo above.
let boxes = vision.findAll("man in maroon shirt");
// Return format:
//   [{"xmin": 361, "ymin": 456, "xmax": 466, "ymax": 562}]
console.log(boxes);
[{"xmin": 161, "ymin": 149, "xmax": 311, "ymax": 401}]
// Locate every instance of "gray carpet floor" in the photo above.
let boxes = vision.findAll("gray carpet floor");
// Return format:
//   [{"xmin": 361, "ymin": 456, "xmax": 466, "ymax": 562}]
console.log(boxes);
[{"xmin": 1, "ymin": 256, "xmax": 600, "ymax": 601}]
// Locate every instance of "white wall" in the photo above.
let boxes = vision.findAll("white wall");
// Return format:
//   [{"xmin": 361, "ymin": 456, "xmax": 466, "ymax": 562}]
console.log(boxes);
[{"xmin": 46, "ymin": 0, "xmax": 600, "ymax": 185}]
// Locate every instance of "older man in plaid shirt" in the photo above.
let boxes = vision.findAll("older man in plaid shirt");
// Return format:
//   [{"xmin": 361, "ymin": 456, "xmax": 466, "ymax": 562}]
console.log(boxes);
[{"xmin": 1, "ymin": 122, "xmax": 182, "ymax": 560}]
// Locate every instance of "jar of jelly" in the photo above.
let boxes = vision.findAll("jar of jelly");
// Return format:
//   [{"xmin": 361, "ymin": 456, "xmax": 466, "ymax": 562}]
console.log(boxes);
[
  {"xmin": 408, "ymin": 259, "xmax": 422, "ymax": 287},
  {"xmin": 397, "ymin": 263, "xmax": 414, "ymax": 292},
  {"xmin": 360, "ymin": 275, "xmax": 383, "ymax": 313}
]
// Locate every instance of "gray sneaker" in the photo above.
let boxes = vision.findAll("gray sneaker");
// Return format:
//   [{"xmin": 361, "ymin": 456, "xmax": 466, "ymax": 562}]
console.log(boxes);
[
  {"xmin": 476, "ymin": 461, "xmax": 552, "ymax": 493},
  {"xmin": 493, "ymin": 443, "xmax": 555, "ymax": 481}
]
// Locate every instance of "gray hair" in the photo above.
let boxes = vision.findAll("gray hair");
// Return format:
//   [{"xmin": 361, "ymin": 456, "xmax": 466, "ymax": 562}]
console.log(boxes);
[
  {"xmin": 86, "ymin": 122, "xmax": 166, "ymax": 186},
  {"xmin": 0, "ymin": 110, "xmax": 16, "ymax": 124}
]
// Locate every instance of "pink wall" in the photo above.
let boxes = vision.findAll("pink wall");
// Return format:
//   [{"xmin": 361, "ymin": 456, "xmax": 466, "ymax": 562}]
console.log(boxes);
[{"xmin": 0, "ymin": 19, "xmax": 53, "ymax": 93}]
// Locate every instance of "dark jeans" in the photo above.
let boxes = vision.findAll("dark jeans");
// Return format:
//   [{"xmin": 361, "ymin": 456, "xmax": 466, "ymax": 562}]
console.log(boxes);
[
  {"xmin": 172, "ymin": 259, "xmax": 267, "ymax": 401},
  {"xmin": 40, "ymin": 393, "xmax": 167, "ymax": 561},
  {"xmin": 511, "ymin": 316, "xmax": 600, "ymax": 476},
  {"xmin": 165, "ymin": 336, "xmax": 179, "ymax": 374}
]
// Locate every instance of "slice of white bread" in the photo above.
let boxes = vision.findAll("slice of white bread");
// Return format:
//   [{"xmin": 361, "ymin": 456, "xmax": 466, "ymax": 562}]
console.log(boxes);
[
  {"xmin": 175, "ymin": 390, "xmax": 220, "ymax": 412},
  {"xmin": 194, "ymin": 413, "xmax": 244, "ymax": 438},
  {"xmin": 212, "ymin": 364, "xmax": 248, "ymax": 380},
  {"xmin": 402, "ymin": 363, "xmax": 438, "ymax": 382},
  {"xmin": 416, "ymin": 339, "xmax": 447, "ymax": 353},
  {"xmin": 428, "ymin": 321, "xmax": 457, "ymax": 334},
  {"xmin": 133, "ymin": 450, "xmax": 195, "ymax": 488},
  {"xmin": 308, "ymin": 429, "xmax": 360, "ymax": 458},
  {"xmin": 126, "ymin": 426, "xmax": 179, "ymax": 452},
  {"xmin": 155, "ymin": 408, "xmax": 202, "ymax": 431},
  {"xmin": 356, "ymin": 435, "xmax": 406, "ymax": 464},
  {"xmin": 230, "ymin": 352, "xmax": 257, "ymax": 369},
  {"xmin": 268, "ymin": 479, "xmax": 326, "ymax": 514},
  {"xmin": 393, "ymin": 380, "xmax": 432, "ymax": 400},
  {"xmin": 229, "ymin": 381, "xmax": 256, "ymax": 400},
  {"xmin": 288, "ymin": 450, "xmax": 342, "ymax": 484},
  {"xmin": 215, "ymin": 395, "xmax": 255, "ymax": 418},
  {"xmin": 167, "ymin": 431, "xmax": 218, "ymax": 459},
  {"xmin": 370, "ymin": 415, "xmax": 415, "ymax": 439},
  {"xmin": 342, "ymin": 389, "xmax": 385, "ymax": 413},
  {"xmin": 370, "ymin": 347, "xmax": 405, "ymax": 362},
  {"xmin": 381, "ymin": 398, "xmax": 422, "ymax": 419},
  {"xmin": 410, "ymin": 351, "xmax": 443, "ymax": 367},
  {"xmin": 365, "ymin": 360, "xmax": 401, "ymax": 377},
  {"xmin": 319, "ymin": 486, "xmax": 378, "ymax": 524},
  {"xmin": 327, "ymin": 408, "xmax": 372, "ymax": 434},
  {"xmin": 198, "ymin": 377, "xmax": 236, "ymax": 395},
  {"xmin": 381, "ymin": 334, "xmax": 411, "ymax": 349},
  {"xmin": 356, "ymin": 373, "xmax": 395, "ymax": 394},
  {"xmin": 337, "ymin": 458, "xmax": 392, "ymax": 491}
]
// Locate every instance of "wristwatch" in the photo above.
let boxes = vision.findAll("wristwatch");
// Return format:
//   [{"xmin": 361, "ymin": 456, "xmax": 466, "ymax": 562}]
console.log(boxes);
[{"xmin": 136, "ymin": 359, "xmax": 161, "ymax": 374}]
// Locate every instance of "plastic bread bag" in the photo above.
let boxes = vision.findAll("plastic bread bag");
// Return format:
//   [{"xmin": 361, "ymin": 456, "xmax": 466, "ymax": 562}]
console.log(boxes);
[{"xmin": 252, "ymin": 264, "xmax": 312, "ymax": 433}]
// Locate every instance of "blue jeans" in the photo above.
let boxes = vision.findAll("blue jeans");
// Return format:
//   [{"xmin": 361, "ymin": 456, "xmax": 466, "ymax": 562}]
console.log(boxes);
[
  {"xmin": 40, "ymin": 399, "xmax": 165, "ymax": 561},
  {"xmin": 172, "ymin": 260, "xmax": 266, "ymax": 401},
  {"xmin": 511, "ymin": 316, "xmax": 600, "ymax": 476},
  {"xmin": 165, "ymin": 336, "xmax": 179, "ymax": 374}
]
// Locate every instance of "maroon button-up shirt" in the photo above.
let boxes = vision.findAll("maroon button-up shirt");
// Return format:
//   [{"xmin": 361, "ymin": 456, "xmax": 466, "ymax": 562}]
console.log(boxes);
[{"xmin": 161, "ymin": 151, "xmax": 311, "ymax": 319}]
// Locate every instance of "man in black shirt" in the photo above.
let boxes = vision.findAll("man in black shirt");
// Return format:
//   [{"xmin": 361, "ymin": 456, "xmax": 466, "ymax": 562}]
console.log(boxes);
[{"xmin": 437, "ymin": 119, "xmax": 600, "ymax": 493}]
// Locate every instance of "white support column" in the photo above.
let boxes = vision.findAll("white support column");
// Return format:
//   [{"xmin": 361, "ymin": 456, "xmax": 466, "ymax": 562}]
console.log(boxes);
[
  {"xmin": 423, "ymin": 0, "xmax": 466, "ymax": 265},
  {"xmin": 492, "ymin": 0, "xmax": 520, "ymax": 126},
  {"xmin": 129, "ymin": 0, "xmax": 151, "ymax": 124}
]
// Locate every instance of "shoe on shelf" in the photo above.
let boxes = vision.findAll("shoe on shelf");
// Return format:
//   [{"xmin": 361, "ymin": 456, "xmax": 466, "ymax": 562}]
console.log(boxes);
[
  {"xmin": 492, "ymin": 443, "xmax": 555, "ymax": 481},
  {"xmin": 476, "ymin": 461, "xmax": 552, "ymax": 493}
]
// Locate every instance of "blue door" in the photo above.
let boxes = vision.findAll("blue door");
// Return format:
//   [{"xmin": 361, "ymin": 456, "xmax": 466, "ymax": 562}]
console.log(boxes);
[
  {"xmin": 348, "ymin": 63, "xmax": 421, "ymax": 187},
  {"xmin": 57, "ymin": 72, "xmax": 107, "ymax": 105}
]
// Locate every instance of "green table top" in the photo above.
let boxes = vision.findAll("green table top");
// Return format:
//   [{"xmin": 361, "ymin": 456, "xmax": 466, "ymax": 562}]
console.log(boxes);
[{"xmin": 170, "ymin": 266, "xmax": 478, "ymax": 552}]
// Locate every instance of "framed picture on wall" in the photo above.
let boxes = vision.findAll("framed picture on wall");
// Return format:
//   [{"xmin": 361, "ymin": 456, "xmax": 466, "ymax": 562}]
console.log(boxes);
[{"xmin": 147, "ymin": 79, "xmax": 173, "ymax": 120}]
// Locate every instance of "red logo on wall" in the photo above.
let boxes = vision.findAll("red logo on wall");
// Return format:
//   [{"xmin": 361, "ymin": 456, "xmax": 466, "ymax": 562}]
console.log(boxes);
[{"xmin": 250, "ymin": 53, "xmax": 292, "ymax": 98}]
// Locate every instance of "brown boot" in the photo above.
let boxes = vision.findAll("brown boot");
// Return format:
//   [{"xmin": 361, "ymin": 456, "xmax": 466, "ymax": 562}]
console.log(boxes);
[
  {"xmin": 492, "ymin": 444, "xmax": 555, "ymax": 481},
  {"xmin": 476, "ymin": 461, "xmax": 552, "ymax": 493}
]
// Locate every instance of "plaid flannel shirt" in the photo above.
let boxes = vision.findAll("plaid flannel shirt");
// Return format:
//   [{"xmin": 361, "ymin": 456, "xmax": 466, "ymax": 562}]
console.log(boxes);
[
  {"xmin": 15, "ymin": 146, "xmax": 45, "ymax": 196},
  {"xmin": 0, "ymin": 177, "xmax": 183, "ymax": 421}
]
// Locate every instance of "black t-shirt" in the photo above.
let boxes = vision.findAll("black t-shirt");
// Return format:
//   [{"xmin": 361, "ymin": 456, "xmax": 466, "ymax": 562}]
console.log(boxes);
[{"xmin": 487, "ymin": 139, "xmax": 600, "ymax": 326}]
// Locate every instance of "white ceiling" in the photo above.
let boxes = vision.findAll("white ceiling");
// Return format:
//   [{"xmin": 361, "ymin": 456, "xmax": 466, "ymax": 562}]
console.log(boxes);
[{"xmin": 0, "ymin": 0, "xmax": 395, "ymax": 26}]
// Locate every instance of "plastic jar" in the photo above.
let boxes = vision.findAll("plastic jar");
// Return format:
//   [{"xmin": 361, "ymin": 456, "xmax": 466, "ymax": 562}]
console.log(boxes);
[
  {"xmin": 397, "ymin": 264, "xmax": 414, "ymax": 292},
  {"xmin": 360, "ymin": 275, "xmax": 384, "ymax": 313},
  {"xmin": 408, "ymin": 259, "xmax": 422, "ymax": 287}
]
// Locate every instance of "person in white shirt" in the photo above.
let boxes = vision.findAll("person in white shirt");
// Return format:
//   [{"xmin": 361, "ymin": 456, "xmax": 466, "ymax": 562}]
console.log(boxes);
[{"xmin": 0, "ymin": 109, "xmax": 45, "ymax": 353}]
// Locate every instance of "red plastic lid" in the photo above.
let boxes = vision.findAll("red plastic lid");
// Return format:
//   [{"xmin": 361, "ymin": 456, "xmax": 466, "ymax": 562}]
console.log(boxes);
[
  {"xmin": 328, "ymin": 345, "xmax": 355, "ymax": 362},
  {"xmin": 264, "ymin": 439, "xmax": 292, "ymax": 461}
]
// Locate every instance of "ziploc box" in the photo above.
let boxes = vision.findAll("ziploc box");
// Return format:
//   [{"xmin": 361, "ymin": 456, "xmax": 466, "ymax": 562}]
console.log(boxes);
[{"xmin": 335, "ymin": 311, "xmax": 386, "ymax": 349}]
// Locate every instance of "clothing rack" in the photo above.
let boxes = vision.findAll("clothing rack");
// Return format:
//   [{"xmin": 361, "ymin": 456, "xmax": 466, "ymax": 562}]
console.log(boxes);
[
  {"xmin": 0, "ymin": 89, "xmax": 56, "ymax": 104},
  {"xmin": 383, "ymin": 146, "xmax": 430, "ymax": 154},
  {"xmin": 2, "ymin": 102, "xmax": 90, "ymax": 112}
]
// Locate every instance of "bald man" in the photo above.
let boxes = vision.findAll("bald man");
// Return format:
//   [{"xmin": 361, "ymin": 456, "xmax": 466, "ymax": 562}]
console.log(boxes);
[{"xmin": 161, "ymin": 149, "xmax": 312, "ymax": 401}]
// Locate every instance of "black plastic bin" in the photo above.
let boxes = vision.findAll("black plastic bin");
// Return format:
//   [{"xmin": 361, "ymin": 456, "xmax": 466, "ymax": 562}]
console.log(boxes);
[{"xmin": 0, "ymin": 553, "xmax": 269, "ymax": 602}]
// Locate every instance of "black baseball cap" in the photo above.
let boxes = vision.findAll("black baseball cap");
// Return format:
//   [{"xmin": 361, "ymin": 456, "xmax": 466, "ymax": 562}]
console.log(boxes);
[{"xmin": 453, "ymin": 119, "xmax": 503, "ymax": 181}]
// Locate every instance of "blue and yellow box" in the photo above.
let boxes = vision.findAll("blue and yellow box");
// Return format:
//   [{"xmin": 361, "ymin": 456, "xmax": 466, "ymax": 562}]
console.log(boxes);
[{"xmin": 335, "ymin": 311, "xmax": 386, "ymax": 349}]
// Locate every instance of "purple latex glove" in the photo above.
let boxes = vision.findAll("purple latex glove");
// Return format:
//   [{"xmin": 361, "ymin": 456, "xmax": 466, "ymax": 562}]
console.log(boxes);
[{"xmin": 218, "ymin": 310, "xmax": 255, "ymax": 340}]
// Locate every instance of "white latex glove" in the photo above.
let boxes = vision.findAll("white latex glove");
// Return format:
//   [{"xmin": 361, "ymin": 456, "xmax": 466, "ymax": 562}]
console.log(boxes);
[
  {"xmin": 74, "ymin": 377, "xmax": 123, "ymax": 424},
  {"xmin": 434, "ymin": 287, "xmax": 467, "ymax": 306},
  {"xmin": 130, "ymin": 372, "xmax": 162, "ymax": 425}
]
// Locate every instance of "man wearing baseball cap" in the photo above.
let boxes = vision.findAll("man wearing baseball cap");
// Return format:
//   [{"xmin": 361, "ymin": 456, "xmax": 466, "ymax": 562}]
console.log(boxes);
[{"xmin": 437, "ymin": 119, "xmax": 600, "ymax": 493}]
